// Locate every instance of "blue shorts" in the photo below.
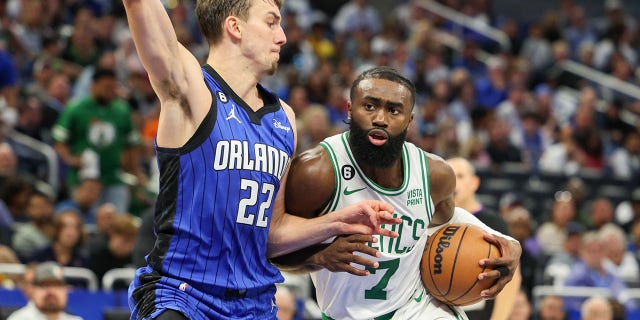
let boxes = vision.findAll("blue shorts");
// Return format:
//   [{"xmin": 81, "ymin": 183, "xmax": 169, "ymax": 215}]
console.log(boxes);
[{"xmin": 128, "ymin": 265, "xmax": 278, "ymax": 320}]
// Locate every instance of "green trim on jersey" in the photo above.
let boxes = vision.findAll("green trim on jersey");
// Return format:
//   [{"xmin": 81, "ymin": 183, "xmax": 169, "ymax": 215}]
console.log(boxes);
[
  {"xmin": 340, "ymin": 132, "xmax": 410, "ymax": 196},
  {"xmin": 419, "ymin": 151, "xmax": 433, "ymax": 223}
]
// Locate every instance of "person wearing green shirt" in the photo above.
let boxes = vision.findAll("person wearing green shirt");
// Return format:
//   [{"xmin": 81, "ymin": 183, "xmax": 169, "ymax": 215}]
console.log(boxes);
[{"xmin": 52, "ymin": 68, "xmax": 144, "ymax": 214}]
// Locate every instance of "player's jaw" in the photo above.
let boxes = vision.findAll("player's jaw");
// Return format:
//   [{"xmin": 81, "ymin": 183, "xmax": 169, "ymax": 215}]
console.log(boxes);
[{"xmin": 349, "ymin": 120, "xmax": 406, "ymax": 168}]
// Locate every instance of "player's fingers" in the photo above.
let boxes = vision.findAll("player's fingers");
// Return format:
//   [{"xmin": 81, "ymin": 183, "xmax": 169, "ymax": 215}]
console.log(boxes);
[
  {"xmin": 376, "ymin": 227, "xmax": 399, "ymax": 238},
  {"xmin": 349, "ymin": 255, "xmax": 379, "ymax": 270},
  {"xmin": 480, "ymin": 279, "xmax": 508, "ymax": 299},
  {"xmin": 343, "ymin": 265, "xmax": 370, "ymax": 276},
  {"xmin": 479, "ymin": 257, "xmax": 506, "ymax": 268},
  {"xmin": 481, "ymin": 233, "xmax": 504, "ymax": 249},
  {"xmin": 367, "ymin": 200, "xmax": 394, "ymax": 213},
  {"xmin": 378, "ymin": 211, "xmax": 402, "ymax": 224},
  {"xmin": 344, "ymin": 234, "xmax": 376, "ymax": 244},
  {"xmin": 350, "ymin": 241, "xmax": 380, "ymax": 258}
]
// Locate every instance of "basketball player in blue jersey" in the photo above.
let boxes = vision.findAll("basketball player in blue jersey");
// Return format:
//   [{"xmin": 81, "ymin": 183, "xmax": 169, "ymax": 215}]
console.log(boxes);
[
  {"xmin": 273, "ymin": 67, "xmax": 523, "ymax": 319},
  {"xmin": 122, "ymin": 1, "xmax": 401, "ymax": 319}
]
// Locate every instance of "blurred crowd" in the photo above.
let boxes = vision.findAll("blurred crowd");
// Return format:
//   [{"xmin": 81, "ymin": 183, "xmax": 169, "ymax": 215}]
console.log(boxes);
[{"xmin": 0, "ymin": 0, "xmax": 640, "ymax": 319}]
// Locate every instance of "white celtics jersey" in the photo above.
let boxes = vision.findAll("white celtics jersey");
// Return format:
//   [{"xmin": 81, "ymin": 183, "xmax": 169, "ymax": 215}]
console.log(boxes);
[{"xmin": 313, "ymin": 132, "xmax": 435, "ymax": 320}]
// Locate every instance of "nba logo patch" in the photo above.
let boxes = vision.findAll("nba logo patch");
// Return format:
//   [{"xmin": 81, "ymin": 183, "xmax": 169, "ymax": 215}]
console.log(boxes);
[{"xmin": 179, "ymin": 282, "xmax": 188, "ymax": 291}]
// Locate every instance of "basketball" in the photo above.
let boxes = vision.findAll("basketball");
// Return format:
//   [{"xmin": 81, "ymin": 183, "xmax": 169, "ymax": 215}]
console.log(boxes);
[{"xmin": 420, "ymin": 223, "xmax": 501, "ymax": 306}]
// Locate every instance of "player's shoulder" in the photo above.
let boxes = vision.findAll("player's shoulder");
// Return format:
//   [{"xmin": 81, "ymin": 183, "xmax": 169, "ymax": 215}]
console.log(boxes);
[
  {"xmin": 423, "ymin": 152, "xmax": 453, "ymax": 177},
  {"xmin": 290, "ymin": 145, "xmax": 332, "ymax": 177},
  {"xmin": 422, "ymin": 151, "xmax": 455, "ymax": 195}
]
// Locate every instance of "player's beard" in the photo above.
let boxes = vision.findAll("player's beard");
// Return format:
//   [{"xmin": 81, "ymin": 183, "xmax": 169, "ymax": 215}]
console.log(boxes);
[{"xmin": 349, "ymin": 121, "xmax": 407, "ymax": 168}]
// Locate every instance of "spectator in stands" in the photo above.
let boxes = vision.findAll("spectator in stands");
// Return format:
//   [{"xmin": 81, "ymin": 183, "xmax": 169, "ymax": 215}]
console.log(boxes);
[
  {"xmin": 11, "ymin": 190, "xmax": 54, "ymax": 261},
  {"xmin": 7, "ymin": 261, "xmax": 83, "ymax": 320},
  {"xmin": 55, "ymin": 177, "xmax": 102, "ymax": 224},
  {"xmin": 536, "ymin": 193, "xmax": 577, "ymax": 255},
  {"xmin": 275, "ymin": 285, "xmax": 297, "ymax": 320},
  {"xmin": 52, "ymin": 68, "xmax": 145, "ymax": 213},
  {"xmin": 535, "ymin": 295, "xmax": 565, "ymax": 320},
  {"xmin": 28, "ymin": 210, "xmax": 88, "ymax": 269},
  {"xmin": 608, "ymin": 130, "xmax": 640, "ymax": 180},
  {"xmin": 297, "ymin": 104, "xmax": 332, "ymax": 152},
  {"xmin": 585, "ymin": 197, "xmax": 614, "ymax": 231},
  {"xmin": 0, "ymin": 175, "xmax": 33, "ymax": 225},
  {"xmin": 331, "ymin": 0, "xmax": 381, "ymax": 36},
  {"xmin": 580, "ymin": 296, "xmax": 613, "ymax": 320},
  {"xmin": 485, "ymin": 118, "xmax": 523, "ymax": 166},
  {"xmin": 504, "ymin": 207, "xmax": 541, "ymax": 299},
  {"xmin": 84, "ymin": 203, "xmax": 116, "ymax": 255},
  {"xmin": 563, "ymin": 231, "xmax": 635, "ymax": 312},
  {"xmin": 88, "ymin": 213, "xmax": 138, "ymax": 286},
  {"xmin": 474, "ymin": 56, "xmax": 508, "ymax": 109},
  {"xmin": 599, "ymin": 223, "xmax": 640, "ymax": 285},
  {"xmin": 0, "ymin": 45, "xmax": 18, "ymax": 127},
  {"xmin": 0, "ymin": 142, "xmax": 18, "ymax": 246},
  {"xmin": 520, "ymin": 23, "xmax": 553, "ymax": 79},
  {"xmin": 542, "ymin": 221, "xmax": 583, "ymax": 285},
  {"xmin": 563, "ymin": 5, "xmax": 596, "ymax": 60}
]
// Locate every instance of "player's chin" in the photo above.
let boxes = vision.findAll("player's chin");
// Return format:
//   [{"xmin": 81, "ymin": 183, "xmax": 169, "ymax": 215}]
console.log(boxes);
[{"xmin": 267, "ymin": 62, "xmax": 279, "ymax": 75}]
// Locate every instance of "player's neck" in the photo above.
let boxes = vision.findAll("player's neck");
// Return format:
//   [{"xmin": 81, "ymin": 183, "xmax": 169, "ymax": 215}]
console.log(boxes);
[{"xmin": 207, "ymin": 51, "xmax": 261, "ymax": 104}]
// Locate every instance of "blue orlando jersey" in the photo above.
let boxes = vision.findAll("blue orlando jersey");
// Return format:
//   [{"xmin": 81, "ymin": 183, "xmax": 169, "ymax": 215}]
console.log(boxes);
[{"xmin": 147, "ymin": 65, "xmax": 294, "ymax": 295}]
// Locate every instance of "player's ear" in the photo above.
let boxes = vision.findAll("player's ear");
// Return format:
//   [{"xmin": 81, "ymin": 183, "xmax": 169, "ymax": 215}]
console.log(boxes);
[
  {"xmin": 225, "ymin": 16, "xmax": 242, "ymax": 40},
  {"xmin": 347, "ymin": 102, "xmax": 352, "ymax": 121}
]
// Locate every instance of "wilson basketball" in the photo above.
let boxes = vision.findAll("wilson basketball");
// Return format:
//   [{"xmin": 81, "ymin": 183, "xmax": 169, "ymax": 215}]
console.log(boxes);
[{"xmin": 421, "ymin": 223, "xmax": 501, "ymax": 306}]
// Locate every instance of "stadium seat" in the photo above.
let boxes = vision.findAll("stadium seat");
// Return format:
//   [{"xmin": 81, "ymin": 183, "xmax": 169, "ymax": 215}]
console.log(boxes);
[{"xmin": 102, "ymin": 267, "xmax": 136, "ymax": 291}]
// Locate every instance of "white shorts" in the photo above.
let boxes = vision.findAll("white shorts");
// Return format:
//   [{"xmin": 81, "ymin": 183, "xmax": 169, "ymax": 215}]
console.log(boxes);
[{"xmin": 391, "ymin": 287, "xmax": 469, "ymax": 320}]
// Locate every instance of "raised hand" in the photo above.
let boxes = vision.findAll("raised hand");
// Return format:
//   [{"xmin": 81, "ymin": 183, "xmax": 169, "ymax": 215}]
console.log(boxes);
[{"xmin": 477, "ymin": 233, "xmax": 522, "ymax": 299}]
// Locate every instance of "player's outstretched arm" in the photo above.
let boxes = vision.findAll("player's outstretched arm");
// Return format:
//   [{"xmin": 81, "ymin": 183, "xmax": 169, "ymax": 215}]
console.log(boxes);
[
  {"xmin": 122, "ymin": 0, "xmax": 199, "ymax": 103},
  {"xmin": 268, "ymin": 200, "xmax": 399, "ymax": 258},
  {"xmin": 271, "ymin": 234, "xmax": 380, "ymax": 276}
]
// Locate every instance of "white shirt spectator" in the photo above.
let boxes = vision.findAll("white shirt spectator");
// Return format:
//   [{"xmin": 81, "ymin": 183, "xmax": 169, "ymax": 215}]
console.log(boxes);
[{"xmin": 8, "ymin": 302, "xmax": 82, "ymax": 320}]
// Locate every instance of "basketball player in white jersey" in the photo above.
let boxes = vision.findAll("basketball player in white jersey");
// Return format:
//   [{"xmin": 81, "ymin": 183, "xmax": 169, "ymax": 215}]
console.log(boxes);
[{"xmin": 273, "ymin": 67, "xmax": 522, "ymax": 319}]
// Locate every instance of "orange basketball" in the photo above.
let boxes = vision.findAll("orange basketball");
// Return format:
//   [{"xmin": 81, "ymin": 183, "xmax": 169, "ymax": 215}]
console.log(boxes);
[{"xmin": 421, "ymin": 223, "xmax": 501, "ymax": 306}]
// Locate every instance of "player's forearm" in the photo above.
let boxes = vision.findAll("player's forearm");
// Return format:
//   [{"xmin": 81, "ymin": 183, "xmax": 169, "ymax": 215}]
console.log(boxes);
[
  {"xmin": 490, "ymin": 265, "xmax": 522, "ymax": 320},
  {"xmin": 434, "ymin": 207, "xmax": 517, "ymax": 243},
  {"xmin": 267, "ymin": 213, "xmax": 339, "ymax": 258},
  {"xmin": 123, "ymin": 0, "xmax": 180, "ymax": 85},
  {"xmin": 269, "ymin": 244, "xmax": 328, "ymax": 274}
]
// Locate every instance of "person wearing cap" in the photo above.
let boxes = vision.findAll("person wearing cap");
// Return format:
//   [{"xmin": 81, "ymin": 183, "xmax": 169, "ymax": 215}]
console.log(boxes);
[{"xmin": 7, "ymin": 261, "xmax": 83, "ymax": 320}]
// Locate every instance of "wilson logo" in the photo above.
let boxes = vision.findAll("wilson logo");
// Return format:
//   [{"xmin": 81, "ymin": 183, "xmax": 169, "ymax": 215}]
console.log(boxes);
[{"xmin": 433, "ymin": 225, "xmax": 460, "ymax": 275}]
